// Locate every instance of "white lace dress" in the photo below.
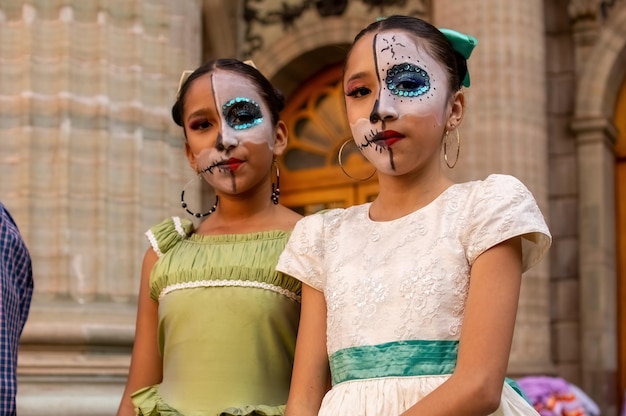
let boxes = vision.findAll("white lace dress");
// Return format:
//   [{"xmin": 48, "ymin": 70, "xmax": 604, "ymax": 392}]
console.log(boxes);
[{"xmin": 276, "ymin": 174, "xmax": 552, "ymax": 415}]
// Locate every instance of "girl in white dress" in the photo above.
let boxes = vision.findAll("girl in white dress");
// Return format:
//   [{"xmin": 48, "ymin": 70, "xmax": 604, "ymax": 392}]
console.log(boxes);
[{"xmin": 276, "ymin": 15, "xmax": 551, "ymax": 416}]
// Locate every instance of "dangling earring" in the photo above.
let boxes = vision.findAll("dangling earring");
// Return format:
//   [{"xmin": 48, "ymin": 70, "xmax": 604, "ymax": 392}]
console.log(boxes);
[
  {"xmin": 443, "ymin": 129, "xmax": 461, "ymax": 169},
  {"xmin": 271, "ymin": 162, "xmax": 280, "ymax": 205},
  {"xmin": 338, "ymin": 139, "xmax": 376, "ymax": 181},
  {"xmin": 180, "ymin": 174, "xmax": 219, "ymax": 218}
]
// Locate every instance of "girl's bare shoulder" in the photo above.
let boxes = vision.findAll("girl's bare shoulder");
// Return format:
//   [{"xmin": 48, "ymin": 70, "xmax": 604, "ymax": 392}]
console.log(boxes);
[{"xmin": 275, "ymin": 205, "xmax": 303, "ymax": 231}]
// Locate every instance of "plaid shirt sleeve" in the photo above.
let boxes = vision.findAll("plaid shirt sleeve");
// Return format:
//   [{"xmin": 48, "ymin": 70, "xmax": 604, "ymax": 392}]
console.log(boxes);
[{"xmin": 0, "ymin": 203, "xmax": 34, "ymax": 416}]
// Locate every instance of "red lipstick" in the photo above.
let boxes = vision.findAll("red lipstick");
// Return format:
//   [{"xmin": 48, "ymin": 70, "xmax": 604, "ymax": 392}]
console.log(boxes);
[
  {"xmin": 224, "ymin": 158, "xmax": 244, "ymax": 171},
  {"xmin": 374, "ymin": 130, "xmax": 404, "ymax": 147}
]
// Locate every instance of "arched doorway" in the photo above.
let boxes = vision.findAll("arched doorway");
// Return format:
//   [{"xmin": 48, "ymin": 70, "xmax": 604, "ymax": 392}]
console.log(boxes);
[
  {"xmin": 279, "ymin": 64, "xmax": 378, "ymax": 215},
  {"xmin": 616, "ymin": 76, "xmax": 626, "ymax": 411}
]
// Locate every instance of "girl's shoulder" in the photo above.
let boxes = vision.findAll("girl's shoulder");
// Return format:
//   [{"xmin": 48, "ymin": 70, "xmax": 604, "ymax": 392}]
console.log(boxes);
[
  {"xmin": 311, "ymin": 203, "xmax": 369, "ymax": 218},
  {"xmin": 294, "ymin": 204, "xmax": 369, "ymax": 227},
  {"xmin": 462, "ymin": 173, "xmax": 527, "ymax": 192},
  {"xmin": 145, "ymin": 216, "xmax": 194, "ymax": 258},
  {"xmin": 482, "ymin": 173, "xmax": 527, "ymax": 189},
  {"xmin": 455, "ymin": 174, "xmax": 536, "ymax": 205},
  {"xmin": 455, "ymin": 173, "xmax": 540, "ymax": 213},
  {"xmin": 274, "ymin": 204, "xmax": 303, "ymax": 231}
]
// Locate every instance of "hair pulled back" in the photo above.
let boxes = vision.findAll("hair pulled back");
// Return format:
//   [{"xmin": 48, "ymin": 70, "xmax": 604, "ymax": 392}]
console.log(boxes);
[
  {"xmin": 348, "ymin": 15, "xmax": 468, "ymax": 92},
  {"xmin": 172, "ymin": 58, "xmax": 285, "ymax": 129}
]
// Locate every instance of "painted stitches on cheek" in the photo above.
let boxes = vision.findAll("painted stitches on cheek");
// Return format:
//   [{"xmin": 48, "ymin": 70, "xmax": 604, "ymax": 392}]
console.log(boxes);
[{"xmin": 222, "ymin": 97, "xmax": 263, "ymax": 130}]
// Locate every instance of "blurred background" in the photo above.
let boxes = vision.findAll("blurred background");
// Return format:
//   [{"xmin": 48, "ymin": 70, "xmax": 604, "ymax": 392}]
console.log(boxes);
[{"xmin": 0, "ymin": 0, "xmax": 625, "ymax": 414}]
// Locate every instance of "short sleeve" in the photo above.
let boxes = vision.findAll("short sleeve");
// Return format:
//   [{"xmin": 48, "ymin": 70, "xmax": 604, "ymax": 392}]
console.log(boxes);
[
  {"xmin": 463, "ymin": 174, "xmax": 552, "ymax": 272},
  {"xmin": 275, "ymin": 213, "xmax": 327, "ymax": 292},
  {"xmin": 145, "ymin": 216, "xmax": 194, "ymax": 257}
]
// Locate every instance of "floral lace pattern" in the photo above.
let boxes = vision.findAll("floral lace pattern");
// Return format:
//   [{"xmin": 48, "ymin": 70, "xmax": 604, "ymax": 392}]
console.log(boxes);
[{"xmin": 276, "ymin": 174, "xmax": 551, "ymax": 356}]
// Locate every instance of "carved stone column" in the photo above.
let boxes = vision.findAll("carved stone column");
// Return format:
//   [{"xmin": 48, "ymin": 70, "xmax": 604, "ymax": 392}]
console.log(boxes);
[
  {"xmin": 571, "ymin": 117, "xmax": 618, "ymax": 415},
  {"xmin": 568, "ymin": 0, "xmax": 602, "ymax": 66},
  {"xmin": 569, "ymin": 2, "xmax": 626, "ymax": 413},
  {"xmin": 433, "ymin": 0, "xmax": 553, "ymax": 373}
]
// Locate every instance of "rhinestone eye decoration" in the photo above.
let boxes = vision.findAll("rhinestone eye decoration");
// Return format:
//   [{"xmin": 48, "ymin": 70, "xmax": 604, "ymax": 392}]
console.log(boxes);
[
  {"xmin": 385, "ymin": 63, "xmax": 430, "ymax": 98},
  {"xmin": 222, "ymin": 97, "xmax": 264, "ymax": 130}
]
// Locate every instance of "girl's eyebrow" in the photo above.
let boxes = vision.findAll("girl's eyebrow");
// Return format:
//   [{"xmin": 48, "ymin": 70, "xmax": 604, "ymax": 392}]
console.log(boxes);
[
  {"xmin": 186, "ymin": 107, "xmax": 211, "ymax": 123},
  {"xmin": 345, "ymin": 71, "xmax": 369, "ymax": 84}
]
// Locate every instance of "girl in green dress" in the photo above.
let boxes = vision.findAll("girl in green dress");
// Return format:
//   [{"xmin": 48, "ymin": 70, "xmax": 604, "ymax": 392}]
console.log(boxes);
[{"xmin": 117, "ymin": 59, "xmax": 302, "ymax": 416}]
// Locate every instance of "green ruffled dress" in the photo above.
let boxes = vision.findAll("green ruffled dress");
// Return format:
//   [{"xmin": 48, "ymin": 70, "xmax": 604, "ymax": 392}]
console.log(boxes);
[{"xmin": 131, "ymin": 217, "xmax": 301, "ymax": 416}]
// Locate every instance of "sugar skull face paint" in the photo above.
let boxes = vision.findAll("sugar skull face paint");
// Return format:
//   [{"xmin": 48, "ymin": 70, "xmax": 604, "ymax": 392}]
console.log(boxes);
[
  {"xmin": 184, "ymin": 70, "xmax": 275, "ymax": 192},
  {"xmin": 385, "ymin": 63, "xmax": 430, "ymax": 99},
  {"xmin": 344, "ymin": 31, "xmax": 450, "ymax": 174},
  {"xmin": 222, "ymin": 97, "xmax": 264, "ymax": 131}
]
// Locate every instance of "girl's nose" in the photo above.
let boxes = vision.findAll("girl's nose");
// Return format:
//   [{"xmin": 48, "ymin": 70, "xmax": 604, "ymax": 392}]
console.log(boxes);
[
  {"xmin": 216, "ymin": 131, "xmax": 238, "ymax": 152},
  {"xmin": 369, "ymin": 92, "xmax": 399, "ymax": 124}
]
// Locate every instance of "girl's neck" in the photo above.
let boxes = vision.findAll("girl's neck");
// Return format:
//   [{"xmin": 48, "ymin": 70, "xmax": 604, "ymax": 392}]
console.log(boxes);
[
  {"xmin": 196, "ymin": 188, "xmax": 280, "ymax": 235},
  {"xmin": 194, "ymin": 179, "xmax": 302, "ymax": 235},
  {"xmin": 369, "ymin": 171, "xmax": 453, "ymax": 221}
]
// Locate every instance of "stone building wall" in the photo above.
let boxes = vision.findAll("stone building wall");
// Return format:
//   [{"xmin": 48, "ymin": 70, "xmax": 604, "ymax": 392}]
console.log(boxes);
[{"xmin": 0, "ymin": 1, "xmax": 204, "ymax": 414}]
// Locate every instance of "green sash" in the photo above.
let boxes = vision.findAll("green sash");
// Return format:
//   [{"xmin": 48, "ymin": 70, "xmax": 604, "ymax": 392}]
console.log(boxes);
[
  {"xmin": 330, "ymin": 340, "xmax": 458, "ymax": 385},
  {"xmin": 329, "ymin": 340, "xmax": 530, "ymax": 404}
]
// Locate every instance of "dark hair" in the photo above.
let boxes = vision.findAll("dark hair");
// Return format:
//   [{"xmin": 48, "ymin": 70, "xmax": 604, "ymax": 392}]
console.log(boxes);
[
  {"xmin": 347, "ymin": 15, "xmax": 467, "ymax": 92},
  {"xmin": 172, "ymin": 58, "xmax": 285, "ymax": 129}
]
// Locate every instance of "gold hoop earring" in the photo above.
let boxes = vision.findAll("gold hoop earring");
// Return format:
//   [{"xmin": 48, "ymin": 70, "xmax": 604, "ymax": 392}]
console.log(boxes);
[
  {"xmin": 338, "ymin": 139, "xmax": 376, "ymax": 181},
  {"xmin": 443, "ymin": 129, "xmax": 461, "ymax": 169}
]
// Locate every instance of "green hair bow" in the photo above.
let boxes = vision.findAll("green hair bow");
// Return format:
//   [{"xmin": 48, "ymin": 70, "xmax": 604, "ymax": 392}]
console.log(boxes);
[{"xmin": 439, "ymin": 28, "xmax": 478, "ymax": 88}]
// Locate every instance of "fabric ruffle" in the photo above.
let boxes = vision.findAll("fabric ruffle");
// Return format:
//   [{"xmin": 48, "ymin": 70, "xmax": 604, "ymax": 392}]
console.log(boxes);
[
  {"xmin": 131, "ymin": 385, "xmax": 286, "ymax": 416},
  {"xmin": 132, "ymin": 385, "xmax": 183, "ymax": 416},
  {"xmin": 146, "ymin": 220, "xmax": 300, "ymax": 302},
  {"xmin": 220, "ymin": 404, "xmax": 286, "ymax": 415},
  {"xmin": 145, "ymin": 217, "xmax": 194, "ymax": 258}
]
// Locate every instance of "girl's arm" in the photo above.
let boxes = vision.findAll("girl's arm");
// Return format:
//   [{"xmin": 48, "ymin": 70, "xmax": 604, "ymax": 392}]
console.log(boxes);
[
  {"xmin": 285, "ymin": 283, "xmax": 331, "ymax": 416},
  {"xmin": 401, "ymin": 236, "xmax": 523, "ymax": 416},
  {"xmin": 116, "ymin": 248, "xmax": 163, "ymax": 416}
]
